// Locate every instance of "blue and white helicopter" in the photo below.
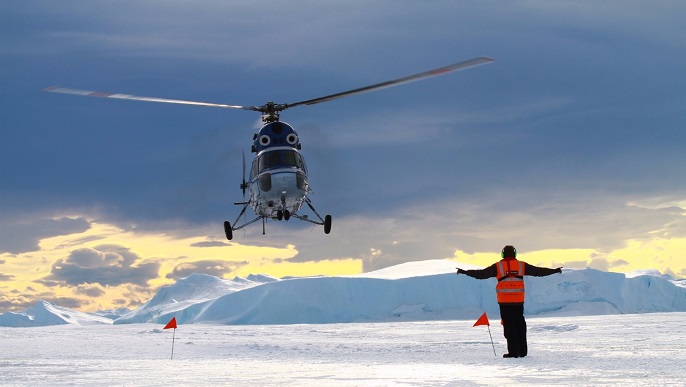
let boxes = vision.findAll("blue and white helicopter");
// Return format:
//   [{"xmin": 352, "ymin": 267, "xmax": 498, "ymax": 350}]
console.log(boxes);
[{"xmin": 45, "ymin": 57, "xmax": 493, "ymax": 240}]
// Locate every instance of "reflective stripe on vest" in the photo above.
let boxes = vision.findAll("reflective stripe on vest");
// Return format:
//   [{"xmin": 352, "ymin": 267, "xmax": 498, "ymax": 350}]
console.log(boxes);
[{"xmin": 495, "ymin": 259, "xmax": 526, "ymax": 304}]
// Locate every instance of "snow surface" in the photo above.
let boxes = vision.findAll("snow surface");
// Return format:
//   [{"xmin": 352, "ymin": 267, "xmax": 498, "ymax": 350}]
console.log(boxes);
[
  {"xmin": 1, "ymin": 313, "xmax": 684, "ymax": 386},
  {"xmin": 3, "ymin": 260, "xmax": 686, "ymax": 327}
]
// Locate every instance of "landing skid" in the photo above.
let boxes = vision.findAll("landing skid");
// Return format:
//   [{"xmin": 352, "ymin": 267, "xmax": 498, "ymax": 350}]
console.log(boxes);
[
  {"xmin": 224, "ymin": 197, "xmax": 331, "ymax": 240},
  {"xmin": 290, "ymin": 196, "xmax": 332, "ymax": 234}
]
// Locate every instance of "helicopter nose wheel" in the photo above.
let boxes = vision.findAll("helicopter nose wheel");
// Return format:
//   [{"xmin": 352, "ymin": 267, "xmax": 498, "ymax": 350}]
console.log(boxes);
[{"xmin": 277, "ymin": 210, "xmax": 283, "ymax": 221}]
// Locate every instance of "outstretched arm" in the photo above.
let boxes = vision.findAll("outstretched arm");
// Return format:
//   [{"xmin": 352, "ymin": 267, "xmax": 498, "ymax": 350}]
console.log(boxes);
[
  {"xmin": 456, "ymin": 264, "xmax": 498, "ymax": 280},
  {"xmin": 525, "ymin": 263, "xmax": 562, "ymax": 277}
]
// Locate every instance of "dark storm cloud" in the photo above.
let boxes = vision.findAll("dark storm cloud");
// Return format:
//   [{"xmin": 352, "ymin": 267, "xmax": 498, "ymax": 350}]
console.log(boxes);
[
  {"xmin": 0, "ymin": 295, "xmax": 36, "ymax": 311},
  {"xmin": 0, "ymin": 301, "xmax": 20, "ymax": 311},
  {"xmin": 74, "ymin": 284, "xmax": 106, "ymax": 298},
  {"xmin": 43, "ymin": 296, "xmax": 88, "ymax": 310},
  {"xmin": 1, "ymin": 0, "xmax": 685, "ymax": 274},
  {"xmin": 0, "ymin": 217, "xmax": 91, "ymax": 254},
  {"xmin": 0, "ymin": 273, "xmax": 15, "ymax": 281},
  {"xmin": 0, "ymin": 290, "xmax": 89, "ymax": 312},
  {"xmin": 43, "ymin": 245, "xmax": 160, "ymax": 286},
  {"xmin": 165, "ymin": 259, "xmax": 249, "ymax": 280}
]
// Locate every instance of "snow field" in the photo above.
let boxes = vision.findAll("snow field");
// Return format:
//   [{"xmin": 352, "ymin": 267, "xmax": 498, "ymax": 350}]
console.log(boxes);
[{"xmin": 1, "ymin": 312, "xmax": 684, "ymax": 386}]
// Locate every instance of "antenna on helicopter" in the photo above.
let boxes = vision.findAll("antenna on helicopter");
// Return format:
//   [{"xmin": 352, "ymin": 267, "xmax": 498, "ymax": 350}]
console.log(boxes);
[{"xmin": 240, "ymin": 151, "xmax": 248, "ymax": 198}]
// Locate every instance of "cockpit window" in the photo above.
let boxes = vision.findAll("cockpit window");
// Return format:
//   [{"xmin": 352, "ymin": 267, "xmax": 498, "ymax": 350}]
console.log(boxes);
[
  {"xmin": 251, "ymin": 158, "xmax": 259, "ymax": 180},
  {"xmin": 258, "ymin": 150, "xmax": 304, "ymax": 173}
]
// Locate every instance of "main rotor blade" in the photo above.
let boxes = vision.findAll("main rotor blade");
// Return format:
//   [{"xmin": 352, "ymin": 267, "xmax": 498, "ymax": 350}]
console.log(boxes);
[
  {"xmin": 43, "ymin": 86, "xmax": 259, "ymax": 112},
  {"xmin": 283, "ymin": 56, "xmax": 494, "ymax": 109}
]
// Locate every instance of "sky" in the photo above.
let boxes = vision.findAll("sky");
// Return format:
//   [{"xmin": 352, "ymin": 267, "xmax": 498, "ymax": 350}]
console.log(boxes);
[{"xmin": 1, "ymin": 0, "xmax": 685, "ymax": 312}]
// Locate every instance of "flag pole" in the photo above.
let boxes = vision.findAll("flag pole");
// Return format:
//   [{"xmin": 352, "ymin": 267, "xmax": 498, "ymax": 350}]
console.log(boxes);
[
  {"xmin": 171, "ymin": 328, "xmax": 176, "ymax": 360},
  {"xmin": 487, "ymin": 325, "xmax": 496, "ymax": 356},
  {"xmin": 473, "ymin": 312, "xmax": 497, "ymax": 357},
  {"xmin": 163, "ymin": 316, "xmax": 178, "ymax": 360}
]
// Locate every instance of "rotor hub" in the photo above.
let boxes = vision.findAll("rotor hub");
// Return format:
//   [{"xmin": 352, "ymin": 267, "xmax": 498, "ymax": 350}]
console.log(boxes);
[{"xmin": 258, "ymin": 101, "xmax": 287, "ymax": 123}]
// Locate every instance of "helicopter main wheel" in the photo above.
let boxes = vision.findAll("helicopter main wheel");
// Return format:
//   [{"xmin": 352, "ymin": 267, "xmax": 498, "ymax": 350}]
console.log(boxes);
[
  {"xmin": 324, "ymin": 215, "xmax": 332, "ymax": 234},
  {"xmin": 223, "ymin": 221, "xmax": 233, "ymax": 240}
]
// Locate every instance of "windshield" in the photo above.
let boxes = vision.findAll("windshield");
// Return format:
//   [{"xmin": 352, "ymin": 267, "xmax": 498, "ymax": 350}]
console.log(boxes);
[{"xmin": 258, "ymin": 150, "xmax": 304, "ymax": 173}]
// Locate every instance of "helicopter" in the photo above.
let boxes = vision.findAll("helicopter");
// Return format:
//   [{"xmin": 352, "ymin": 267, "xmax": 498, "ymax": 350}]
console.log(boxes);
[{"xmin": 45, "ymin": 56, "xmax": 494, "ymax": 240}]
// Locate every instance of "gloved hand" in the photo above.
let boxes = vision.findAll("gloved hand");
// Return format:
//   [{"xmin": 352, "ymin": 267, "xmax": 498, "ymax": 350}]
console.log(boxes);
[
  {"xmin": 456, "ymin": 268, "xmax": 467, "ymax": 275},
  {"xmin": 555, "ymin": 267, "xmax": 563, "ymax": 274}
]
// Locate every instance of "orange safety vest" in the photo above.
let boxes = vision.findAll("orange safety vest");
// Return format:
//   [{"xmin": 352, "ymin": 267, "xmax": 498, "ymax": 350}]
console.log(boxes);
[{"xmin": 495, "ymin": 258, "xmax": 526, "ymax": 304}]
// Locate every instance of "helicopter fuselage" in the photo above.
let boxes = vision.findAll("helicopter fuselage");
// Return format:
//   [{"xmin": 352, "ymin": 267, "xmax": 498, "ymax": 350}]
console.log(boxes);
[
  {"xmin": 240, "ymin": 121, "xmax": 323, "ymax": 224},
  {"xmin": 224, "ymin": 120, "xmax": 330, "ymax": 238},
  {"xmin": 249, "ymin": 146, "xmax": 309, "ymax": 219}
]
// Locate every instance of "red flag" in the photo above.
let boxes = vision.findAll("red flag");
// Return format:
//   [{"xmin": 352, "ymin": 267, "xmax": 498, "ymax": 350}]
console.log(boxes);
[
  {"xmin": 473, "ymin": 312, "xmax": 490, "ymax": 327},
  {"xmin": 163, "ymin": 317, "xmax": 177, "ymax": 330},
  {"xmin": 473, "ymin": 312, "xmax": 497, "ymax": 356}
]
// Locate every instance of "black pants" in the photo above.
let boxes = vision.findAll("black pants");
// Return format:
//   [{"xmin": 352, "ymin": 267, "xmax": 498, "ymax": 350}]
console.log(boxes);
[{"xmin": 499, "ymin": 303, "xmax": 527, "ymax": 357}]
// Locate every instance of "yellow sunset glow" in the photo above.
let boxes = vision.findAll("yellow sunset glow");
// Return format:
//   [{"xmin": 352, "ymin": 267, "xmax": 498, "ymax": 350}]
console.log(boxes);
[
  {"xmin": 0, "ymin": 221, "xmax": 363, "ymax": 312},
  {"xmin": 1, "ymin": 219, "xmax": 684, "ymax": 313}
]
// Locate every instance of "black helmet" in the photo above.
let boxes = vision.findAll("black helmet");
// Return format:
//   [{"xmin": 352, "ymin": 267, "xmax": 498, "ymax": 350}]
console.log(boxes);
[{"xmin": 501, "ymin": 245, "xmax": 517, "ymax": 258}]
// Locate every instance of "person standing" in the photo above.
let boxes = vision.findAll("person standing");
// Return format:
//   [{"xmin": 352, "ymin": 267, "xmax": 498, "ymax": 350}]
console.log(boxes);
[{"xmin": 456, "ymin": 245, "xmax": 562, "ymax": 358}]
